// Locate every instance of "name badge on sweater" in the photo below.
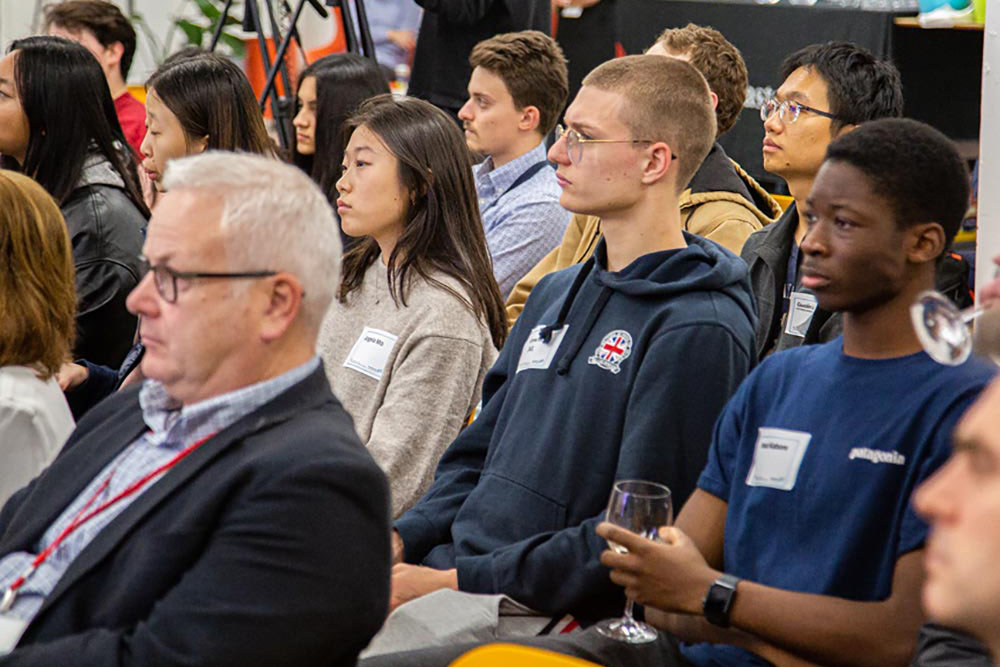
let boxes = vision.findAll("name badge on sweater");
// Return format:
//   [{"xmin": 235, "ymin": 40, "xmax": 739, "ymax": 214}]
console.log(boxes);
[
  {"xmin": 746, "ymin": 427, "xmax": 811, "ymax": 491},
  {"xmin": 0, "ymin": 615, "xmax": 27, "ymax": 655},
  {"xmin": 784, "ymin": 291, "xmax": 818, "ymax": 338},
  {"xmin": 344, "ymin": 327, "xmax": 398, "ymax": 381},
  {"xmin": 517, "ymin": 325, "xmax": 568, "ymax": 373}
]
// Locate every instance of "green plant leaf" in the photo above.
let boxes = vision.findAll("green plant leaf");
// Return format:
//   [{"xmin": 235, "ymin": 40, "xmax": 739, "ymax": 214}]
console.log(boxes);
[
  {"xmin": 175, "ymin": 19, "xmax": 206, "ymax": 47},
  {"xmin": 193, "ymin": 0, "xmax": 223, "ymax": 21}
]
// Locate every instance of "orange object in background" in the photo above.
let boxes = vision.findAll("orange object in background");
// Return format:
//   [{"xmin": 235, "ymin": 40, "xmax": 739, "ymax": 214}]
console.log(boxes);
[{"xmin": 243, "ymin": 36, "xmax": 303, "ymax": 118}]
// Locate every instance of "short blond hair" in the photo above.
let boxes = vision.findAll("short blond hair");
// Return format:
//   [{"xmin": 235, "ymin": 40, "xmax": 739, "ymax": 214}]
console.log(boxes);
[
  {"xmin": 583, "ymin": 55, "xmax": 716, "ymax": 192},
  {"xmin": 0, "ymin": 170, "xmax": 76, "ymax": 378}
]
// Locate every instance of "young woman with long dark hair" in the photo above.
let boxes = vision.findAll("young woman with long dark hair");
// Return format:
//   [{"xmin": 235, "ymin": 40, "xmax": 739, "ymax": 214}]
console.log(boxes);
[
  {"xmin": 141, "ymin": 52, "xmax": 276, "ymax": 192},
  {"xmin": 317, "ymin": 94, "xmax": 506, "ymax": 518},
  {"xmin": 292, "ymin": 54, "xmax": 388, "ymax": 245},
  {"xmin": 0, "ymin": 36, "xmax": 146, "ymax": 368}
]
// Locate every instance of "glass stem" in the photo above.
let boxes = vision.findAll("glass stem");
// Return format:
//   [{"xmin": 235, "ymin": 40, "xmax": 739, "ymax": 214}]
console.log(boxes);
[
  {"xmin": 961, "ymin": 305, "xmax": 985, "ymax": 324},
  {"xmin": 623, "ymin": 597, "xmax": 636, "ymax": 621}
]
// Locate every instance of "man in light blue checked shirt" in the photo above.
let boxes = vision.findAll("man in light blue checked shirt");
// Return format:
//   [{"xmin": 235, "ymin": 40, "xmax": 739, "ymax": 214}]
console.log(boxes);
[
  {"xmin": 0, "ymin": 153, "xmax": 390, "ymax": 667},
  {"xmin": 459, "ymin": 31, "xmax": 572, "ymax": 299}
]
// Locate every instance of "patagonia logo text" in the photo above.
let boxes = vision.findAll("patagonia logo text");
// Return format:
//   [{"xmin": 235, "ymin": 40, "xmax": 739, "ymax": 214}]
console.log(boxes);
[{"xmin": 848, "ymin": 448, "xmax": 906, "ymax": 466}]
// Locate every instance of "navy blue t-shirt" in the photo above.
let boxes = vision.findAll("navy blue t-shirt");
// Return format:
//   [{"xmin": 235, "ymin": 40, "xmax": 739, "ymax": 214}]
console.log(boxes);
[{"xmin": 681, "ymin": 339, "xmax": 996, "ymax": 667}]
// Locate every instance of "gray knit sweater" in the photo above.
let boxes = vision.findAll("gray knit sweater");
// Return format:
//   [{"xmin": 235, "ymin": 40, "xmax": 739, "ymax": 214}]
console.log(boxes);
[{"xmin": 317, "ymin": 262, "xmax": 498, "ymax": 518}]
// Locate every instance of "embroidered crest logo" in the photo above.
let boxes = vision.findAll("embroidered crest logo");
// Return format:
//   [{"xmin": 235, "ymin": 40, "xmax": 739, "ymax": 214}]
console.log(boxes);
[{"xmin": 588, "ymin": 330, "xmax": 633, "ymax": 375}]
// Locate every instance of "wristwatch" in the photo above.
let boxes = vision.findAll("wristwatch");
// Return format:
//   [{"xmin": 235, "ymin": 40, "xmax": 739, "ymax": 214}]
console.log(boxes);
[{"xmin": 702, "ymin": 573, "xmax": 741, "ymax": 628}]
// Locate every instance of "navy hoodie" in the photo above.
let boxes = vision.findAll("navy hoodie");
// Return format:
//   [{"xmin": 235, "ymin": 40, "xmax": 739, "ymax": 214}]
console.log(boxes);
[{"xmin": 395, "ymin": 233, "xmax": 757, "ymax": 623}]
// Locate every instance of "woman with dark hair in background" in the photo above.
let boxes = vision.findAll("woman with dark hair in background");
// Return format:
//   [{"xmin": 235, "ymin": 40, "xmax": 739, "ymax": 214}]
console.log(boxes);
[
  {"xmin": 0, "ymin": 170, "xmax": 78, "ymax": 504},
  {"xmin": 0, "ymin": 36, "xmax": 146, "ymax": 369},
  {"xmin": 292, "ymin": 53, "xmax": 389, "ymax": 246},
  {"xmin": 58, "ymin": 51, "xmax": 279, "ymax": 418},
  {"xmin": 317, "ymin": 94, "xmax": 506, "ymax": 518},
  {"xmin": 140, "ymin": 52, "xmax": 276, "ymax": 192}
]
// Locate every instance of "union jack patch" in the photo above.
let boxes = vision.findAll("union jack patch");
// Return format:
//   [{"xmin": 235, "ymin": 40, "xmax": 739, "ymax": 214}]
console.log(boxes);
[{"xmin": 587, "ymin": 329, "xmax": 633, "ymax": 375}]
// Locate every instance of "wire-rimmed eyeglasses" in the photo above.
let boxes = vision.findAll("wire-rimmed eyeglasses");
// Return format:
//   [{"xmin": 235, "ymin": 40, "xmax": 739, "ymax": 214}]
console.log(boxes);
[
  {"xmin": 760, "ymin": 98, "xmax": 839, "ymax": 124},
  {"xmin": 554, "ymin": 124, "xmax": 667, "ymax": 165}
]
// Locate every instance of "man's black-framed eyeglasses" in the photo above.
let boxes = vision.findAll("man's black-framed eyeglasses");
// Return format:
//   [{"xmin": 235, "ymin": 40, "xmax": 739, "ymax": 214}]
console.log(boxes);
[
  {"xmin": 760, "ymin": 98, "xmax": 839, "ymax": 124},
  {"xmin": 138, "ymin": 255, "xmax": 278, "ymax": 304}
]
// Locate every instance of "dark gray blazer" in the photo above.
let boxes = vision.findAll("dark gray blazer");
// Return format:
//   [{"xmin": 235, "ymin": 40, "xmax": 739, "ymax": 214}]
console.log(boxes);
[{"xmin": 0, "ymin": 366, "xmax": 391, "ymax": 667}]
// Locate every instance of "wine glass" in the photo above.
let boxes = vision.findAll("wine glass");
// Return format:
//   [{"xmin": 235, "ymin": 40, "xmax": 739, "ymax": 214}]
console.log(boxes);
[
  {"xmin": 910, "ymin": 290, "xmax": 1000, "ymax": 365},
  {"xmin": 595, "ymin": 480, "xmax": 673, "ymax": 644}
]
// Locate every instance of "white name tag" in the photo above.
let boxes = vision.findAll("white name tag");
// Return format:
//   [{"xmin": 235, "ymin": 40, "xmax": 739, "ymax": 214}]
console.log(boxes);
[
  {"xmin": 0, "ymin": 614, "xmax": 27, "ymax": 655},
  {"xmin": 517, "ymin": 325, "xmax": 568, "ymax": 373},
  {"xmin": 343, "ymin": 326, "xmax": 399, "ymax": 381},
  {"xmin": 745, "ymin": 427, "xmax": 812, "ymax": 491},
  {"xmin": 784, "ymin": 291, "xmax": 818, "ymax": 338}
]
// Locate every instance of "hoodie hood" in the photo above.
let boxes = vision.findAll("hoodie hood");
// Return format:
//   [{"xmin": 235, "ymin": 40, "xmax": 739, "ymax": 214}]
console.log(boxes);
[
  {"xmin": 76, "ymin": 150, "xmax": 126, "ymax": 190},
  {"xmin": 540, "ymin": 233, "xmax": 756, "ymax": 375},
  {"xmin": 681, "ymin": 143, "xmax": 782, "ymax": 223}
]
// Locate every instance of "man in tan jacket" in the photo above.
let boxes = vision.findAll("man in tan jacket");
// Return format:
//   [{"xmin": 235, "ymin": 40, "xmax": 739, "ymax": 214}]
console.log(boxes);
[{"xmin": 507, "ymin": 24, "xmax": 780, "ymax": 328}]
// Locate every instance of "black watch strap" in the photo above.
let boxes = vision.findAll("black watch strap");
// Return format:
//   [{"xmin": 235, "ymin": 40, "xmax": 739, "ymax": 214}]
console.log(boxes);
[{"xmin": 702, "ymin": 573, "xmax": 741, "ymax": 628}]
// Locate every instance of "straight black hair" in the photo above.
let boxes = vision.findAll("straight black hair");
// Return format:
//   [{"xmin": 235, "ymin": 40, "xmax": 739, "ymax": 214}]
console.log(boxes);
[
  {"xmin": 339, "ymin": 95, "xmax": 507, "ymax": 351},
  {"xmin": 292, "ymin": 54, "xmax": 389, "ymax": 205},
  {"xmin": 0, "ymin": 36, "xmax": 146, "ymax": 213},
  {"xmin": 145, "ymin": 53, "xmax": 276, "ymax": 156},
  {"xmin": 780, "ymin": 41, "xmax": 903, "ymax": 134}
]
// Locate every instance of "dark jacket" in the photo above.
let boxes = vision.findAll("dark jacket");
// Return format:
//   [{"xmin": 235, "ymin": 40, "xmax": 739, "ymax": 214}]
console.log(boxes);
[
  {"xmin": 409, "ymin": 0, "xmax": 551, "ymax": 112},
  {"xmin": 396, "ymin": 234, "xmax": 756, "ymax": 623},
  {"xmin": 0, "ymin": 367, "xmax": 391, "ymax": 667},
  {"xmin": 741, "ymin": 203, "xmax": 976, "ymax": 361},
  {"xmin": 62, "ymin": 173, "xmax": 146, "ymax": 368}
]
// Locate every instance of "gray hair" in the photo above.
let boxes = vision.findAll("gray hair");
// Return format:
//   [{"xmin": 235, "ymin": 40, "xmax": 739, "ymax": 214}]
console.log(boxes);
[{"xmin": 162, "ymin": 151, "xmax": 341, "ymax": 330}]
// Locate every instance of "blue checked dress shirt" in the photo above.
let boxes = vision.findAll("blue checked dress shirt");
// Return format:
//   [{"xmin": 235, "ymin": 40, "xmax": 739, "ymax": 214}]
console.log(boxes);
[
  {"xmin": 0, "ymin": 357, "xmax": 320, "ymax": 623},
  {"xmin": 349, "ymin": 0, "xmax": 422, "ymax": 70},
  {"xmin": 474, "ymin": 142, "xmax": 572, "ymax": 299}
]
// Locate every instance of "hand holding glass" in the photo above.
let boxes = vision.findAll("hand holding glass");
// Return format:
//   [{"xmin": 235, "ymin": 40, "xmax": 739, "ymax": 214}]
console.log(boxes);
[{"xmin": 595, "ymin": 480, "xmax": 673, "ymax": 644}]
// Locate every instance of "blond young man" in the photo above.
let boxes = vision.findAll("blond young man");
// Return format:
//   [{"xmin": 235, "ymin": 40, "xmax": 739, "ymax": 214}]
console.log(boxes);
[
  {"xmin": 362, "ymin": 54, "xmax": 756, "ymax": 661},
  {"xmin": 506, "ymin": 24, "xmax": 781, "ymax": 328}
]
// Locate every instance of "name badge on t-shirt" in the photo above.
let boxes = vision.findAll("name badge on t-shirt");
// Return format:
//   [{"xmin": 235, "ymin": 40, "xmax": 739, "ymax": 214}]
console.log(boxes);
[
  {"xmin": 517, "ymin": 325, "xmax": 568, "ymax": 373},
  {"xmin": 343, "ymin": 326, "xmax": 399, "ymax": 381},
  {"xmin": 0, "ymin": 614, "xmax": 27, "ymax": 655},
  {"xmin": 745, "ymin": 427, "xmax": 812, "ymax": 491},
  {"xmin": 784, "ymin": 291, "xmax": 818, "ymax": 338}
]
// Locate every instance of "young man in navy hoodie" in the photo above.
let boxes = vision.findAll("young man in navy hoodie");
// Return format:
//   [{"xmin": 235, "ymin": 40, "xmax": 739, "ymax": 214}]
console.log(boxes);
[{"xmin": 363, "ymin": 55, "xmax": 757, "ymax": 657}]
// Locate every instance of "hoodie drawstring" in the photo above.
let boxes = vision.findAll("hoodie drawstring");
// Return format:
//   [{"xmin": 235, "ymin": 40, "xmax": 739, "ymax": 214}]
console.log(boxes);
[
  {"xmin": 539, "ymin": 256, "xmax": 595, "ymax": 343},
  {"xmin": 555, "ymin": 284, "xmax": 612, "ymax": 375}
]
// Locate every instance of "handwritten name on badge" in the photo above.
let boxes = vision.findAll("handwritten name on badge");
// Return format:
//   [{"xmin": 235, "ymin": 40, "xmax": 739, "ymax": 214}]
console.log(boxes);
[
  {"xmin": 746, "ymin": 427, "xmax": 812, "ymax": 491},
  {"xmin": 517, "ymin": 325, "xmax": 568, "ymax": 373},
  {"xmin": 344, "ymin": 327, "xmax": 399, "ymax": 381}
]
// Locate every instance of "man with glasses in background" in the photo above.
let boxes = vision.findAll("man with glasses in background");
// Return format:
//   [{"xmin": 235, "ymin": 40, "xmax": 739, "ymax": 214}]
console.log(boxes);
[
  {"xmin": 0, "ymin": 153, "xmax": 390, "ymax": 666},
  {"xmin": 361, "ymin": 54, "xmax": 756, "ymax": 660},
  {"xmin": 742, "ymin": 41, "xmax": 904, "ymax": 359}
]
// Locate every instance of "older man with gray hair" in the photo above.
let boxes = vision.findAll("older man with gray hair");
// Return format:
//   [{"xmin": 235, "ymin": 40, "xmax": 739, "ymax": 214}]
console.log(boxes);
[{"xmin": 0, "ymin": 152, "xmax": 390, "ymax": 666}]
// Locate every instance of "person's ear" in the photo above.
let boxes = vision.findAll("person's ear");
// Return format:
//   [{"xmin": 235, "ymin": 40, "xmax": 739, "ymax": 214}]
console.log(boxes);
[
  {"xmin": 709, "ymin": 91, "xmax": 719, "ymax": 110},
  {"xmin": 639, "ymin": 141, "xmax": 675, "ymax": 186},
  {"xmin": 518, "ymin": 105, "xmax": 541, "ymax": 133},
  {"xmin": 906, "ymin": 222, "xmax": 946, "ymax": 265},
  {"xmin": 258, "ymin": 273, "xmax": 304, "ymax": 342},
  {"xmin": 105, "ymin": 41, "xmax": 124, "ymax": 70},
  {"xmin": 190, "ymin": 135, "xmax": 210, "ymax": 154}
]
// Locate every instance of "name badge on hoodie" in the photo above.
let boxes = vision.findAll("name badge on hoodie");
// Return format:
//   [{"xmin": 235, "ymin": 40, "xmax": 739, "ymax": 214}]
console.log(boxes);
[
  {"xmin": 517, "ymin": 325, "xmax": 568, "ymax": 373},
  {"xmin": 344, "ymin": 326, "xmax": 399, "ymax": 381}
]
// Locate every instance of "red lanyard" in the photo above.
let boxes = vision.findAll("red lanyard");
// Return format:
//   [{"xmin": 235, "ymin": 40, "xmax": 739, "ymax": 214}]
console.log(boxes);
[{"xmin": 0, "ymin": 433, "xmax": 214, "ymax": 613}]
